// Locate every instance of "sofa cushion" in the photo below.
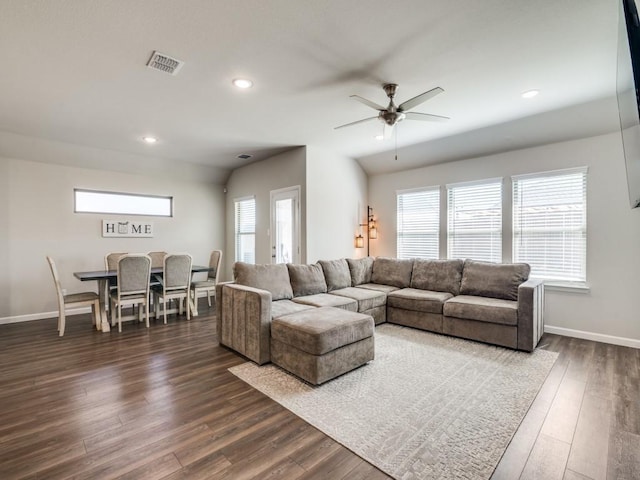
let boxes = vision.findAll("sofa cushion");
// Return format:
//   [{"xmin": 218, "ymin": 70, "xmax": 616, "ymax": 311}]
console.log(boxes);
[
  {"xmin": 460, "ymin": 260, "xmax": 530, "ymax": 301},
  {"xmin": 387, "ymin": 288, "xmax": 453, "ymax": 314},
  {"xmin": 357, "ymin": 283, "xmax": 400, "ymax": 294},
  {"xmin": 292, "ymin": 293, "xmax": 357, "ymax": 312},
  {"xmin": 443, "ymin": 295, "xmax": 518, "ymax": 326},
  {"xmin": 411, "ymin": 259, "xmax": 464, "ymax": 295},
  {"xmin": 346, "ymin": 257, "xmax": 374, "ymax": 286},
  {"xmin": 271, "ymin": 306, "xmax": 374, "ymax": 355},
  {"xmin": 371, "ymin": 257, "xmax": 413, "ymax": 288},
  {"xmin": 233, "ymin": 262, "xmax": 293, "ymax": 301},
  {"xmin": 319, "ymin": 259, "xmax": 352, "ymax": 292},
  {"xmin": 271, "ymin": 299, "xmax": 315, "ymax": 319},
  {"xmin": 287, "ymin": 263, "xmax": 328, "ymax": 297},
  {"xmin": 329, "ymin": 287, "xmax": 387, "ymax": 312}
]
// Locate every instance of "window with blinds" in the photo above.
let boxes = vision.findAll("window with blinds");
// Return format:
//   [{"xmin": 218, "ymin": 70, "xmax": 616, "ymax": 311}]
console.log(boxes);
[
  {"xmin": 234, "ymin": 197, "xmax": 256, "ymax": 264},
  {"xmin": 397, "ymin": 188, "xmax": 440, "ymax": 259},
  {"xmin": 512, "ymin": 168, "xmax": 587, "ymax": 283},
  {"xmin": 447, "ymin": 179, "xmax": 502, "ymax": 262}
]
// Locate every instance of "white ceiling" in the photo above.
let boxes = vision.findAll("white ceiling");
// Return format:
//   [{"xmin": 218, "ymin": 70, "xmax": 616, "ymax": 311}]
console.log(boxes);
[{"xmin": 0, "ymin": 0, "xmax": 621, "ymax": 182}]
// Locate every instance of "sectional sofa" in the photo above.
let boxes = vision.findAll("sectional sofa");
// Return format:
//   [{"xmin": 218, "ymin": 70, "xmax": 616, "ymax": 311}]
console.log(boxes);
[{"xmin": 216, "ymin": 257, "xmax": 545, "ymax": 372}]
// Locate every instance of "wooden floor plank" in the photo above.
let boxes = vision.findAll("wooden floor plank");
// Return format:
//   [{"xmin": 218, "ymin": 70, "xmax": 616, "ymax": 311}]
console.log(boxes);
[{"xmin": 0, "ymin": 305, "xmax": 637, "ymax": 480}]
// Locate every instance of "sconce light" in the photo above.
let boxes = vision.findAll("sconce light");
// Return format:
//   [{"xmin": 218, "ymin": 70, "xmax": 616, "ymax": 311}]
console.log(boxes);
[{"xmin": 355, "ymin": 205, "xmax": 378, "ymax": 255}]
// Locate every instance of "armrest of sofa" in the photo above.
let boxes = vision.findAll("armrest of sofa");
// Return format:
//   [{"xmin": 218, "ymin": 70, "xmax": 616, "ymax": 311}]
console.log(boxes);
[
  {"xmin": 218, "ymin": 283, "xmax": 273, "ymax": 365},
  {"xmin": 517, "ymin": 278, "xmax": 545, "ymax": 351}
]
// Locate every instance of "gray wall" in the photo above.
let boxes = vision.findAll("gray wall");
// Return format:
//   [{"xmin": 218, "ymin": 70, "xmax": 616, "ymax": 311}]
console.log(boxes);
[
  {"xmin": 306, "ymin": 146, "xmax": 368, "ymax": 262},
  {"xmin": 0, "ymin": 155, "xmax": 224, "ymax": 322},
  {"xmin": 369, "ymin": 132, "xmax": 640, "ymax": 345},
  {"xmin": 223, "ymin": 147, "xmax": 307, "ymax": 280}
]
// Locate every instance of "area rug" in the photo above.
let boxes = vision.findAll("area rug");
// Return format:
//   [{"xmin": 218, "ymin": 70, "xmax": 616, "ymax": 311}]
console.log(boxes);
[{"xmin": 229, "ymin": 324, "xmax": 557, "ymax": 480}]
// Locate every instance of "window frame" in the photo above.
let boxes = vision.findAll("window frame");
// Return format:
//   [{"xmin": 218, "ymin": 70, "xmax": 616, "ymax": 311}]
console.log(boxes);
[
  {"xmin": 74, "ymin": 188, "xmax": 173, "ymax": 217},
  {"xmin": 234, "ymin": 196, "xmax": 256, "ymax": 264},
  {"xmin": 512, "ymin": 167, "xmax": 588, "ymax": 286},
  {"xmin": 446, "ymin": 177, "xmax": 503, "ymax": 263},
  {"xmin": 396, "ymin": 186, "xmax": 441, "ymax": 260}
]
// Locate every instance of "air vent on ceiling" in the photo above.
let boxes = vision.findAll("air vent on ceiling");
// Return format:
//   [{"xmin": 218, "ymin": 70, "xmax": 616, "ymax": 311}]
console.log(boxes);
[
  {"xmin": 146, "ymin": 51, "xmax": 184, "ymax": 75},
  {"xmin": 237, "ymin": 154, "xmax": 252, "ymax": 159}
]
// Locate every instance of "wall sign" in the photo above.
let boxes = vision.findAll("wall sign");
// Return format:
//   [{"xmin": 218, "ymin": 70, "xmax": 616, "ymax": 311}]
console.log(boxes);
[{"xmin": 102, "ymin": 220, "xmax": 153, "ymax": 238}]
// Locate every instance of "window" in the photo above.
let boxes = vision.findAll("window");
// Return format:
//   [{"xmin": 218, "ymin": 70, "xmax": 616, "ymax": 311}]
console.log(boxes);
[
  {"xmin": 447, "ymin": 179, "xmax": 502, "ymax": 262},
  {"xmin": 235, "ymin": 196, "xmax": 256, "ymax": 263},
  {"xmin": 74, "ymin": 189, "xmax": 172, "ymax": 216},
  {"xmin": 512, "ymin": 168, "xmax": 587, "ymax": 283},
  {"xmin": 396, "ymin": 188, "xmax": 440, "ymax": 259}
]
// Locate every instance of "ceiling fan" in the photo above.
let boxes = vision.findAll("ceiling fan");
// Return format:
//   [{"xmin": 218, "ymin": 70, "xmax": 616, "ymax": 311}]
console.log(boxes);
[{"xmin": 335, "ymin": 83, "xmax": 449, "ymax": 135}]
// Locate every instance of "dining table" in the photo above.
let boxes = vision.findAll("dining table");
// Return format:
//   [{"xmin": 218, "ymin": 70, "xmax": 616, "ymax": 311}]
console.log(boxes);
[{"xmin": 74, "ymin": 265, "xmax": 214, "ymax": 332}]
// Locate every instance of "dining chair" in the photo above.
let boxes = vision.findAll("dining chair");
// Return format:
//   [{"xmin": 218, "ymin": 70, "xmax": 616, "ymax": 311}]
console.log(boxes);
[
  {"xmin": 109, "ymin": 254, "xmax": 152, "ymax": 332},
  {"xmin": 105, "ymin": 252, "xmax": 128, "ymax": 271},
  {"xmin": 190, "ymin": 250, "xmax": 222, "ymax": 315},
  {"xmin": 152, "ymin": 253, "xmax": 192, "ymax": 324},
  {"xmin": 46, "ymin": 256, "xmax": 100, "ymax": 337},
  {"xmin": 148, "ymin": 251, "xmax": 168, "ymax": 269}
]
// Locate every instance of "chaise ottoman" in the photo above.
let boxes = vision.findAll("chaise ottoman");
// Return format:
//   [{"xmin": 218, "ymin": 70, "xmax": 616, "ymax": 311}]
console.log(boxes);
[{"xmin": 270, "ymin": 306, "xmax": 375, "ymax": 385}]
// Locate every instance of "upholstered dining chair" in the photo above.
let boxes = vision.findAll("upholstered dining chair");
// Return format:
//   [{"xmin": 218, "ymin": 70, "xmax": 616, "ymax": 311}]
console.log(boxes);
[
  {"xmin": 46, "ymin": 256, "xmax": 100, "ymax": 337},
  {"xmin": 105, "ymin": 252, "xmax": 128, "ymax": 271},
  {"xmin": 148, "ymin": 251, "xmax": 167, "ymax": 269},
  {"xmin": 190, "ymin": 250, "xmax": 222, "ymax": 316},
  {"xmin": 109, "ymin": 254, "xmax": 152, "ymax": 332},
  {"xmin": 152, "ymin": 253, "xmax": 192, "ymax": 324}
]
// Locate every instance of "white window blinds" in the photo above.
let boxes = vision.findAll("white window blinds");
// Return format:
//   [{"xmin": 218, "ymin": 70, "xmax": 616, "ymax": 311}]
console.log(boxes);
[
  {"xmin": 234, "ymin": 197, "xmax": 256, "ymax": 263},
  {"xmin": 512, "ymin": 168, "xmax": 587, "ymax": 283},
  {"xmin": 397, "ymin": 188, "xmax": 440, "ymax": 259},
  {"xmin": 447, "ymin": 179, "xmax": 502, "ymax": 262}
]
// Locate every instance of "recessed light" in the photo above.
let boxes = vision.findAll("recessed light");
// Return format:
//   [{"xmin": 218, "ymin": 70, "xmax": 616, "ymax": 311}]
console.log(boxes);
[
  {"xmin": 142, "ymin": 136, "xmax": 158, "ymax": 144},
  {"xmin": 374, "ymin": 135, "xmax": 384, "ymax": 141},
  {"xmin": 233, "ymin": 78, "xmax": 253, "ymax": 89},
  {"xmin": 521, "ymin": 90, "xmax": 539, "ymax": 99}
]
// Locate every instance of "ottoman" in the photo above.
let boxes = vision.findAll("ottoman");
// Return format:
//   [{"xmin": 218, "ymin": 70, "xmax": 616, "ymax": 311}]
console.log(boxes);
[{"xmin": 270, "ymin": 306, "xmax": 375, "ymax": 385}]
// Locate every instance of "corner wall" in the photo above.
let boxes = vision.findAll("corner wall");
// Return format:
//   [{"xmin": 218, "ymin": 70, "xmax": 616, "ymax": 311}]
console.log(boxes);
[
  {"xmin": 369, "ymin": 132, "xmax": 640, "ymax": 344},
  {"xmin": 305, "ymin": 146, "xmax": 368, "ymax": 262},
  {"xmin": 223, "ymin": 147, "xmax": 307, "ymax": 280}
]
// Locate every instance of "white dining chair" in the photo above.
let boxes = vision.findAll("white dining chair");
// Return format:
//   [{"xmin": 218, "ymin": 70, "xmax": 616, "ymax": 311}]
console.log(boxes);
[
  {"xmin": 46, "ymin": 256, "xmax": 100, "ymax": 336},
  {"xmin": 152, "ymin": 254, "xmax": 193, "ymax": 324},
  {"xmin": 110, "ymin": 254, "xmax": 152, "ymax": 332},
  {"xmin": 148, "ymin": 251, "xmax": 167, "ymax": 269},
  {"xmin": 190, "ymin": 250, "xmax": 222, "ymax": 315}
]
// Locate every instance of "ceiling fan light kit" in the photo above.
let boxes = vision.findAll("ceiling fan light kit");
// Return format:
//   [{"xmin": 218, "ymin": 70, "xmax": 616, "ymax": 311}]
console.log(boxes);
[{"xmin": 335, "ymin": 83, "xmax": 449, "ymax": 132}]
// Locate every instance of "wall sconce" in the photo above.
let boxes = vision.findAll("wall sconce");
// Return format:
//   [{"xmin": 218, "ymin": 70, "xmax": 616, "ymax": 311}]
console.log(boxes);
[{"xmin": 355, "ymin": 205, "xmax": 377, "ymax": 255}]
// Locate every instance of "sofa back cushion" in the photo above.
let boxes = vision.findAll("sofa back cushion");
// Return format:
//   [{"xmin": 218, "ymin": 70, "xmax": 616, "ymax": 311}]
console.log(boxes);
[
  {"xmin": 411, "ymin": 259, "xmax": 464, "ymax": 295},
  {"xmin": 318, "ymin": 259, "xmax": 351, "ymax": 291},
  {"xmin": 371, "ymin": 257, "xmax": 414, "ymax": 288},
  {"xmin": 346, "ymin": 257, "xmax": 374, "ymax": 286},
  {"xmin": 233, "ymin": 262, "xmax": 293, "ymax": 300},
  {"xmin": 460, "ymin": 259, "xmax": 530, "ymax": 301},
  {"xmin": 287, "ymin": 263, "xmax": 328, "ymax": 297}
]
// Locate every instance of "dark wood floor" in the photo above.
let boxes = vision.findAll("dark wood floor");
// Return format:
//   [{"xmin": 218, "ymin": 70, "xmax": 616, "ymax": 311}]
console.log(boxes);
[{"xmin": 0, "ymin": 304, "xmax": 638, "ymax": 480}]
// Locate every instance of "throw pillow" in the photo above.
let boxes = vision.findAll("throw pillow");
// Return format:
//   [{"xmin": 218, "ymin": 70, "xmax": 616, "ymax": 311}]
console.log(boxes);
[
  {"xmin": 233, "ymin": 262, "xmax": 293, "ymax": 300},
  {"xmin": 411, "ymin": 259, "xmax": 464, "ymax": 295},
  {"xmin": 319, "ymin": 259, "xmax": 351, "ymax": 291},
  {"xmin": 346, "ymin": 257, "xmax": 374, "ymax": 286},
  {"xmin": 459, "ymin": 259, "xmax": 530, "ymax": 301},
  {"xmin": 287, "ymin": 263, "xmax": 328, "ymax": 297}
]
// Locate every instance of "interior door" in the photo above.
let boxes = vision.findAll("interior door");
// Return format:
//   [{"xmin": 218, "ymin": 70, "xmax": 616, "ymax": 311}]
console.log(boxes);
[{"xmin": 270, "ymin": 187, "xmax": 300, "ymax": 264}]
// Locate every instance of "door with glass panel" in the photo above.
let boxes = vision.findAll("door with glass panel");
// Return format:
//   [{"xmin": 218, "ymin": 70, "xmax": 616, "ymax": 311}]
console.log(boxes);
[{"xmin": 270, "ymin": 187, "xmax": 300, "ymax": 264}]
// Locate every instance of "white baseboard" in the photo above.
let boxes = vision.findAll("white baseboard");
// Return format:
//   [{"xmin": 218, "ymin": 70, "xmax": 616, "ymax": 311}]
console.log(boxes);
[
  {"xmin": 0, "ymin": 307, "xmax": 91, "ymax": 325},
  {"xmin": 544, "ymin": 325, "xmax": 640, "ymax": 349}
]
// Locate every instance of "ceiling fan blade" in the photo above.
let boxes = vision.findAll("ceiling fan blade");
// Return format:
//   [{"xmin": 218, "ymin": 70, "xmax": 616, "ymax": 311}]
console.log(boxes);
[
  {"xmin": 398, "ymin": 87, "xmax": 444, "ymax": 112},
  {"xmin": 404, "ymin": 111, "xmax": 450, "ymax": 122},
  {"xmin": 350, "ymin": 95, "xmax": 386, "ymax": 111},
  {"xmin": 334, "ymin": 116, "xmax": 379, "ymax": 130}
]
